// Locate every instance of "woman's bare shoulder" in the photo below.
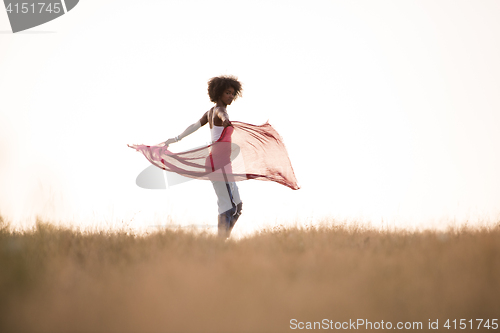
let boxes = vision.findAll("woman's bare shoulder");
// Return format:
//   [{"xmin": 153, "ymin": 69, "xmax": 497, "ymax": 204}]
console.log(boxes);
[{"xmin": 214, "ymin": 106, "xmax": 228, "ymax": 115}]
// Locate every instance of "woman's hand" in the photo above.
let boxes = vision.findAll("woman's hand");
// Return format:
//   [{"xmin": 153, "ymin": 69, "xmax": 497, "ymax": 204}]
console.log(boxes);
[{"xmin": 159, "ymin": 138, "xmax": 177, "ymax": 147}]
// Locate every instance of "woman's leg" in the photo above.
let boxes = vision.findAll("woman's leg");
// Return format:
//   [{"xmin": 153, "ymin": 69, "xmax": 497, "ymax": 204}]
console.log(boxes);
[
  {"xmin": 212, "ymin": 181, "xmax": 234, "ymax": 238},
  {"xmin": 228, "ymin": 182, "xmax": 242, "ymax": 234},
  {"xmin": 211, "ymin": 181, "xmax": 243, "ymax": 238},
  {"xmin": 218, "ymin": 213, "xmax": 231, "ymax": 238}
]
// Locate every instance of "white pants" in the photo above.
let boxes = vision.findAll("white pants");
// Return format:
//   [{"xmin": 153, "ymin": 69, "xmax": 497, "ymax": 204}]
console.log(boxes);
[{"xmin": 211, "ymin": 181, "xmax": 242, "ymax": 215}]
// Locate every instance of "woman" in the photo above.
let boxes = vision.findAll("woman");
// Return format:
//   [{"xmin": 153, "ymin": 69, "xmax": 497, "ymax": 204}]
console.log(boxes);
[{"xmin": 162, "ymin": 75, "xmax": 243, "ymax": 238}]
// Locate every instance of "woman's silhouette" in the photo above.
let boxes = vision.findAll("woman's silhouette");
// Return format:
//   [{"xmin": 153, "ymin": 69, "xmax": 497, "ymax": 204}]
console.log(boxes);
[{"xmin": 162, "ymin": 75, "xmax": 243, "ymax": 238}]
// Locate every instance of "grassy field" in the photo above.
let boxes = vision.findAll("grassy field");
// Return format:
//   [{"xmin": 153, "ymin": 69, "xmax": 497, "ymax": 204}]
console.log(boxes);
[{"xmin": 1, "ymin": 215, "xmax": 499, "ymax": 333}]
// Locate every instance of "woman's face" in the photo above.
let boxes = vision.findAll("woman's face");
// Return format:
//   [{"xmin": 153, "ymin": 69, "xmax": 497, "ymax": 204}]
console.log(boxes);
[{"xmin": 219, "ymin": 87, "xmax": 235, "ymax": 106}]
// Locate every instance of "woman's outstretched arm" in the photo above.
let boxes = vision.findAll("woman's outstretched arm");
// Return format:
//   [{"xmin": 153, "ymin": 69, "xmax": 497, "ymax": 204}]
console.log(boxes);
[{"xmin": 162, "ymin": 111, "xmax": 209, "ymax": 147}]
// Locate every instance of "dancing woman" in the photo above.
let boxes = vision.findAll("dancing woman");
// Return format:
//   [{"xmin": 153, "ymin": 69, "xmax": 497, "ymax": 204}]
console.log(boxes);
[{"xmin": 162, "ymin": 75, "xmax": 243, "ymax": 238}]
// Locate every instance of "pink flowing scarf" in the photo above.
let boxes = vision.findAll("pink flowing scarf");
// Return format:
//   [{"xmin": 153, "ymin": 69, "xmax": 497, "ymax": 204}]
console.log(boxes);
[{"xmin": 128, "ymin": 122, "xmax": 299, "ymax": 190}]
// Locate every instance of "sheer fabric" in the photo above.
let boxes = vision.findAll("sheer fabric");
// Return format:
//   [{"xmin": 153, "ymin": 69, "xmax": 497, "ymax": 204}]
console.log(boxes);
[{"xmin": 128, "ymin": 121, "xmax": 299, "ymax": 190}]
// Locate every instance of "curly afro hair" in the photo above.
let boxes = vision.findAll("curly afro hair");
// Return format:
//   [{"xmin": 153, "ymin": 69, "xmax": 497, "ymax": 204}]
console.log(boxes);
[{"xmin": 207, "ymin": 75, "xmax": 243, "ymax": 103}]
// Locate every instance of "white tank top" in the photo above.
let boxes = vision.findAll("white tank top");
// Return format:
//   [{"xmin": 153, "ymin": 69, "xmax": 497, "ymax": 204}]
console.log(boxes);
[
  {"xmin": 211, "ymin": 126, "xmax": 224, "ymax": 143},
  {"xmin": 209, "ymin": 106, "xmax": 226, "ymax": 143}
]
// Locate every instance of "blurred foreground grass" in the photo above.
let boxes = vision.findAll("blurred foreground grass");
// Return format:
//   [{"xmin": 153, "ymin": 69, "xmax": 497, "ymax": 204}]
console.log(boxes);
[{"xmin": 1, "ymin": 215, "xmax": 499, "ymax": 333}]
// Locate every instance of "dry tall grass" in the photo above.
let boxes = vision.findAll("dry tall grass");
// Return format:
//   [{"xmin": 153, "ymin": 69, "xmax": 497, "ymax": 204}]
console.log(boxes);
[{"xmin": 1, "ymin": 215, "xmax": 499, "ymax": 333}]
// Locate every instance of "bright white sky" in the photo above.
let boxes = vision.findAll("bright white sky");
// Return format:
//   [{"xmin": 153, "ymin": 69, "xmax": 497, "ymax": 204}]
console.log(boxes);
[{"xmin": 1, "ymin": 0, "xmax": 500, "ymax": 232}]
